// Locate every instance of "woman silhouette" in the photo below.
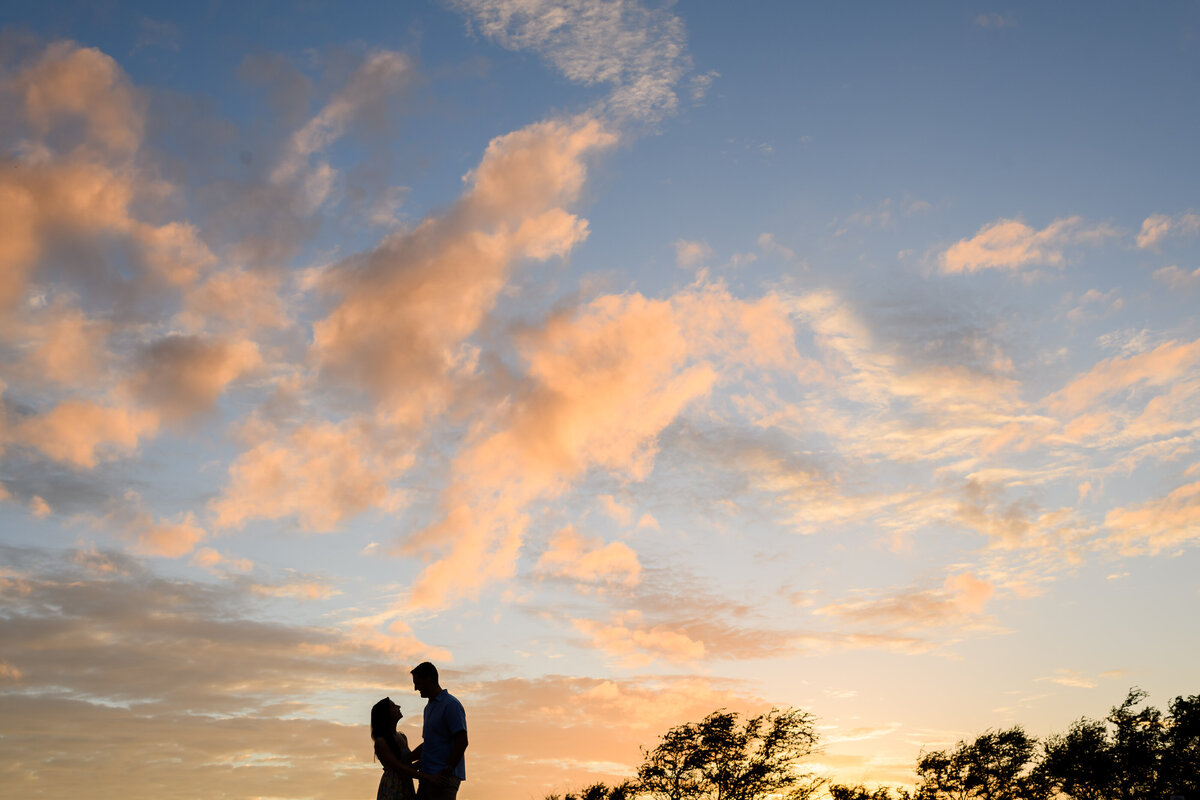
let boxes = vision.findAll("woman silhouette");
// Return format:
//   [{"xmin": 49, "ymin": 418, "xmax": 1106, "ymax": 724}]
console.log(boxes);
[{"xmin": 371, "ymin": 697, "xmax": 429, "ymax": 800}]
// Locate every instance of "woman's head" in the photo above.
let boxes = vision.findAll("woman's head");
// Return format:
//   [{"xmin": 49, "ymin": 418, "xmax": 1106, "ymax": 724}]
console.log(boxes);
[{"xmin": 370, "ymin": 697, "xmax": 402, "ymax": 741}]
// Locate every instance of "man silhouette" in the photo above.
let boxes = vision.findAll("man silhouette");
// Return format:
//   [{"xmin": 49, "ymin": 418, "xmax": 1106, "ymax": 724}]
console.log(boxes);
[{"xmin": 410, "ymin": 662, "xmax": 468, "ymax": 800}]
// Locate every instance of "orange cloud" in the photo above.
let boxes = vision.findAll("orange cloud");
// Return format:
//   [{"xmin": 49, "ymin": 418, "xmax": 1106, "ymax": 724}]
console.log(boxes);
[
  {"xmin": 14, "ymin": 40, "xmax": 144, "ymax": 155},
  {"xmin": 404, "ymin": 291, "xmax": 719, "ymax": 609},
  {"xmin": 536, "ymin": 526, "xmax": 641, "ymax": 587},
  {"xmin": 941, "ymin": 216, "xmax": 1112, "ymax": 274},
  {"xmin": 0, "ymin": 158, "xmax": 132, "ymax": 308},
  {"xmin": 0, "ymin": 43, "xmax": 218, "ymax": 312},
  {"xmin": 401, "ymin": 279, "xmax": 806, "ymax": 609},
  {"xmin": 598, "ymin": 494, "xmax": 633, "ymax": 526},
  {"xmin": 19, "ymin": 304, "xmax": 111, "ymax": 386},
  {"xmin": 127, "ymin": 335, "xmax": 261, "ymax": 423},
  {"xmin": 312, "ymin": 116, "xmax": 614, "ymax": 419},
  {"xmin": 97, "ymin": 493, "xmax": 206, "ymax": 557},
  {"xmin": 13, "ymin": 399, "xmax": 158, "ymax": 468},
  {"xmin": 572, "ymin": 610, "xmax": 706, "ymax": 666},
  {"xmin": 673, "ymin": 283, "xmax": 801, "ymax": 373},
  {"xmin": 249, "ymin": 577, "xmax": 341, "ymax": 601},
  {"xmin": 29, "ymin": 496, "xmax": 52, "ymax": 518},
  {"xmin": 178, "ymin": 268, "xmax": 289, "ymax": 332},
  {"xmin": 342, "ymin": 618, "xmax": 452, "ymax": 661},
  {"xmin": 787, "ymin": 289, "xmax": 1018, "ymax": 412},
  {"xmin": 1038, "ymin": 669, "xmax": 1097, "ymax": 689},
  {"xmin": 1105, "ymin": 480, "xmax": 1200, "ymax": 554},
  {"xmin": 1153, "ymin": 264, "xmax": 1200, "ymax": 289},
  {"xmin": 943, "ymin": 571, "xmax": 994, "ymax": 614},
  {"xmin": 1136, "ymin": 210, "xmax": 1200, "ymax": 250},
  {"xmin": 674, "ymin": 238, "xmax": 713, "ymax": 267},
  {"xmin": 129, "ymin": 513, "xmax": 206, "ymax": 558},
  {"xmin": 814, "ymin": 571, "xmax": 994, "ymax": 633},
  {"xmin": 1046, "ymin": 337, "xmax": 1200, "ymax": 416},
  {"xmin": 211, "ymin": 418, "xmax": 410, "ymax": 532},
  {"xmin": 190, "ymin": 547, "xmax": 253, "ymax": 573}
]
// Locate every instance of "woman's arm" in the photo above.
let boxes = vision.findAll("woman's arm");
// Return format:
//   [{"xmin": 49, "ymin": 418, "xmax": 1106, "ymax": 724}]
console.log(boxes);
[{"xmin": 374, "ymin": 737, "xmax": 436, "ymax": 782}]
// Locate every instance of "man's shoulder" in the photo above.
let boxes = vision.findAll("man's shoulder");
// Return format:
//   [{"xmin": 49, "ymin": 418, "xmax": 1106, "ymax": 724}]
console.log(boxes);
[{"xmin": 439, "ymin": 691, "xmax": 465, "ymax": 710}]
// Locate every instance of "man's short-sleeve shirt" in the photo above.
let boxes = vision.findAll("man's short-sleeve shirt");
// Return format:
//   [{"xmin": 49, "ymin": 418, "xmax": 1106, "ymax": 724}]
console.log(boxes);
[{"xmin": 421, "ymin": 690, "xmax": 467, "ymax": 780}]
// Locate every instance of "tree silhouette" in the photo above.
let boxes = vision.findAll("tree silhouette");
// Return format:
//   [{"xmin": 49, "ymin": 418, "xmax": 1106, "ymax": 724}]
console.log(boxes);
[
  {"xmin": 829, "ymin": 785, "xmax": 912, "ymax": 800},
  {"xmin": 639, "ymin": 708, "xmax": 822, "ymax": 800},
  {"xmin": 1162, "ymin": 693, "xmax": 1200, "ymax": 798},
  {"xmin": 547, "ymin": 690, "xmax": 1197, "ymax": 800},
  {"xmin": 547, "ymin": 781, "xmax": 637, "ymax": 800},
  {"xmin": 1038, "ymin": 718, "xmax": 1113, "ymax": 800},
  {"xmin": 914, "ymin": 726, "xmax": 1045, "ymax": 800},
  {"xmin": 1040, "ymin": 688, "xmax": 1200, "ymax": 800},
  {"xmin": 638, "ymin": 721, "xmax": 707, "ymax": 800}
]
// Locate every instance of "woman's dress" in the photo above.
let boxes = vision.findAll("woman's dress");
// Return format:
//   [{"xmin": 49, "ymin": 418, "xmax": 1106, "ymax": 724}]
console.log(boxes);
[{"xmin": 377, "ymin": 732, "xmax": 417, "ymax": 800}]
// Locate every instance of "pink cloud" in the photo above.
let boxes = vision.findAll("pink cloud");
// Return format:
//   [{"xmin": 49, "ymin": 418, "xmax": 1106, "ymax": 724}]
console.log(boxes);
[
  {"xmin": 12, "ymin": 399, "xmax": 158, "ymax": 468},
  {"xmin": 814, "ymin": 571, "xmax": 995, "ymax": 633},
  {"xmin": 190, "ymin": 547, "xmax": 253, "ymax": 573},
  {"xmin": 14, "ymin": 40, "xmax": 145, "ymax": 155},
  {"xmin": 941, "ymin": 216, "xmax": 1113, "ymax": 274},
  {"xmin": 403, "ymin": 291, "xmax": 721, "ymax": 609},
  {"xmin": 571, "ymin": 610, "xmax": 705, "ymax": 666},
  {"xmin": 211, "ymin": 418, "xmax": 409, "ymax": 532},
  {"xmin": 1105, "ymin": 480, "xmax": 1200, "ymax": 554},
  {"xmin": 311, "ymin": 116, "xmax": 615, "ymax": 421},
  {"xmin": 128, "ymin": 335, "xmax": 261, "ymax": 423},
  {"xmin": 536, "ymin": 526, "xmax": 641, "ymax": 587},
  {"xmin": 1046, "ymin": 337, "xmax": 1200, "ymax": 416},
  {"xmin": 1137, "ymin": 210, "xmax": 1200, "ymax": 250}
]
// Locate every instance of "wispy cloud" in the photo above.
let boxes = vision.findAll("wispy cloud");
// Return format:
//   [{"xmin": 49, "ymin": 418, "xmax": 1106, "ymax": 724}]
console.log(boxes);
[
  {"xmin": 674, "ymin": 238, "xmax": 714, "ymax": 268},
  {"xmin": 815, "ymin": 572, "xmax": 995, "ymax": 633},
  {"xmin": 537, "ymin": 525, "xmax": 641, "ymax": 587},
  {"xmin": 940, "ymin": 216, "xmax": 1114, "ymax": 274},
  {"xmin": 572, "ymin": 610, "xmax": 705, "ymax": 666},
  {"xmin": 400, "ymin": 282, "xmax": 798, "ymax": 610},
  {"xmin": 1136, "ymin": 210, "xmax": 1200, "ymax": 250},
  {"xmin": 1152, "ymin": 265, "xmax": 1200, "ymax": 289},
  {"xmin": 448, "ymin": 0, "xmax": 692, "ymax": 121},
  {"xmin": 270, "ymin": 50, "xmax": 410, "ymax": 210},
  {"xmin": 975, "ymin": 12, "xmax": 1016, "ymax": 29},
  {"xmin": 1105, "ymin": 481, "xmax": 1200, "ymax": 554}
]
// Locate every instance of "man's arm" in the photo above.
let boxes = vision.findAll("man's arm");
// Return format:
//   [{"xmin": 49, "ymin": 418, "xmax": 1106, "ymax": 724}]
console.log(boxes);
[
  {"xmin": 376, "ymin": 738, "xmax": 433, "ymax": 782},
  {"xmin": 440, "ymin": 730, "xmax": 467, "ymax": 776}
]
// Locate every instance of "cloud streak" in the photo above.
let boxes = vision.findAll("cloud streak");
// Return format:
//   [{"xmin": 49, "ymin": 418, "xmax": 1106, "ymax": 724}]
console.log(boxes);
[
  {"xmin": 449, "ymin": 0, "xmax": 691, "ymax": 121},
  {"xmin": 940, "ymin": 216, "xmax": 1113, "ymax": 274}
]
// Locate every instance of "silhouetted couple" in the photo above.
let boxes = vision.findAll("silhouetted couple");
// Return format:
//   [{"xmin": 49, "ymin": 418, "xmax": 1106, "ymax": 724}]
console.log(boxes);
[{"xmin": 371, "ymin": 662, "xmax": 468, "ymax": 800}]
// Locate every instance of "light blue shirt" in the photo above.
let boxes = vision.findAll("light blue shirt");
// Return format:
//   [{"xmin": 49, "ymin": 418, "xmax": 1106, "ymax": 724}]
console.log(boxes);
[{"xmin": 420, "ymin": 690, "xmax": 467, "ymax": 780}]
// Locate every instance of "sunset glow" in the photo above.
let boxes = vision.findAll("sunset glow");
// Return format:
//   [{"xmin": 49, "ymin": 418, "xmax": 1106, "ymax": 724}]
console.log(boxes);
[{"xmin": 1, "ymin": 2, "xmax": 1198, "ymax": 799}]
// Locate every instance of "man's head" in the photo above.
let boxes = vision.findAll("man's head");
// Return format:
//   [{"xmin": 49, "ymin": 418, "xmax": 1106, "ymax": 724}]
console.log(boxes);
[{"xmin": 411, "ymin": 661, "xmax": 440, "ymax": 698}]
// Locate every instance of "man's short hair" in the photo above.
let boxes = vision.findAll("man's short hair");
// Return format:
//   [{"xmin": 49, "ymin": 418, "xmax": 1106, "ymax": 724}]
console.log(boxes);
[{"xmin": 411, "ymin": 661, "xmax": 438, "ymax": 682}]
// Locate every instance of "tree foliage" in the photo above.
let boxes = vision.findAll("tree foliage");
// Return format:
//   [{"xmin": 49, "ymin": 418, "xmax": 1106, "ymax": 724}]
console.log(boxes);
[
  {"xmin": 639, "ymin": 708, "xmax": 823, "ymax": 800},
  {"xmin": 548, "ymin": 690, "xmax": 1197, "ymax": 800},
  {"xmin": 1040, "ymin": 688, "xmax": 1200, "ymax": 799},
  {"xmin": 550, "ymin": 707, "xmax": 822, "ymax": 800},
  {"xmin": 913, "ymin": 726, "xmax": 1045, "ymax": 800},
  {"xmin": 546, "ymin": 781, "xmax": 637, "ymax": 800},
  {"xmin": 828, "ymin": 785, "xmax": 911, "ymax": 800}
]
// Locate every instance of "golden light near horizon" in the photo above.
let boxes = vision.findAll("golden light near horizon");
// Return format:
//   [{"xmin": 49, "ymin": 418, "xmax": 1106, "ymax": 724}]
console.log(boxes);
[{"xmin": 1, "ymin": 2, "xmax": 1198, "ymax": 799}]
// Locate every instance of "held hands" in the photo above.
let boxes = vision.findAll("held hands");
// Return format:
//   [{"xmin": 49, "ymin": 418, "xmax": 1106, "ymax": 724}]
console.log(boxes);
[{"xmin": 416, "ymin": 772, "xmax": 455, "ymax": 787}]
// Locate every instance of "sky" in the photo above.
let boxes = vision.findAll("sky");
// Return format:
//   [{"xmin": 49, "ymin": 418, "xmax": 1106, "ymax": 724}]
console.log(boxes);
[{"xmin": 1, "ymin": 1, "xmax": 1198, "ymax": 798}]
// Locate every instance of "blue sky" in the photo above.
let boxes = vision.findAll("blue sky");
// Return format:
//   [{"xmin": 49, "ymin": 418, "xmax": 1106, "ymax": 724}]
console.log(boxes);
[{"xmin": 1, "ymin": 2, "xmax": 1198, "ymax": 798}]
